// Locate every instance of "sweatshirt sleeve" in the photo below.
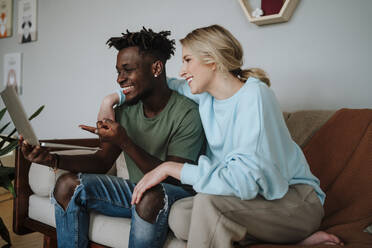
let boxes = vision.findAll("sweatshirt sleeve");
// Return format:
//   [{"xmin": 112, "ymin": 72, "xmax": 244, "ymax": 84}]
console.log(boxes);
[
  {"xmin": 167, "ymin": 77, "xmax": 202, "ymax": 104},
  {"xmin": 180, "ymin": 84, "xmax": 289, "ymax": 200}
]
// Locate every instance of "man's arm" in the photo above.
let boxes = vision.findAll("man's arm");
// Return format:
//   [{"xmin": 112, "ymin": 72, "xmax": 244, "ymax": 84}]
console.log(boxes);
[
  {"xmin": 123, "ymin": 139, "xmax": 194, "ymax": 174},
  {"xmin": 80, "ymin": 121, "xmax": 185, "ymax": 174},
  {"xmin": 57, "ymin": 142, "xmax": 122, "ymax": 174},
  {"xmin": 20, "ymin": 137, "xmax": 122, "ymax": 174}
]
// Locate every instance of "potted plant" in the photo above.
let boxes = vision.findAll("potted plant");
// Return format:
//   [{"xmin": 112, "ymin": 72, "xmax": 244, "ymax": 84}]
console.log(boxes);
[{"xmin": 0, "ymin": 105, "xmax": 44, "ymax": 247}]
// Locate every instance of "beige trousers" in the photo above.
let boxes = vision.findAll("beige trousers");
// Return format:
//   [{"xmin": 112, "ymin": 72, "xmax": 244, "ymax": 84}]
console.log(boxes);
[{"xmin": 169, "ymin": 184, "xmax": 324, "ymax": 248}]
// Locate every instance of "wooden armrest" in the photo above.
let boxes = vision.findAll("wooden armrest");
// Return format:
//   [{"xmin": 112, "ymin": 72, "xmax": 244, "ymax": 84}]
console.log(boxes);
[{"xmin": 13, "ymin": 138, "xmax": 99, "ymax": 235}]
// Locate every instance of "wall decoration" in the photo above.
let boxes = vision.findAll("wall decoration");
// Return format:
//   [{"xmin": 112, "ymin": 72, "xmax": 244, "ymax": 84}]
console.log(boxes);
[
  {"xmin": 261, "ymin": 0, "xmax": 285, "ymax": 16},
  {"xmin": 18, "ymin": 0, "xmax": 37, "ymax": 43},
  {"xmin": 238, "ymin": 0, "xmax": 299, "ymax": 26},
  {"xmin": 0, "ymin": 0, "xmax": 12, "ymax": 38},
  {"xmin": 4, "ymin": 53, "xmax": 22, "ymax": 95}
]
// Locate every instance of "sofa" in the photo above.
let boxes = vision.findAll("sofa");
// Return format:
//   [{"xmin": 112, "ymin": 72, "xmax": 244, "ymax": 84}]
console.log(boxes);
[{"xmin": 13, "ymin": 109, "xmax": 372, "ymax": 248}]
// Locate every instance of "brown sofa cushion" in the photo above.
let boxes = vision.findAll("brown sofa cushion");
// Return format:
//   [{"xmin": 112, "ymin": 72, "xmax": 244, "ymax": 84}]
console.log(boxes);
[
  {"xmin": 250, "ymin": 109, "xmax": 372, "ymax": 248},
  {"xmin": 302, "ymin": 108, "xmax": 372, "ymax": 247}
]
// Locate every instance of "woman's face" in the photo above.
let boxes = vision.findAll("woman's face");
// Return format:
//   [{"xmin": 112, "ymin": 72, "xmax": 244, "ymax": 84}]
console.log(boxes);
[{"xmin": 179, "ymin": 46, "xmax": 215, "ymax": 94}]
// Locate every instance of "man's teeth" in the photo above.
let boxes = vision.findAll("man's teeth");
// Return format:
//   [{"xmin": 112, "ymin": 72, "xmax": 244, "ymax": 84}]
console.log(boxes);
[
  {"xmin": 123, "ymin": 86, "xmax": 134, "ymax": 91},
  {"xmin": 186, "ymin": 77, "xmax": 193, "ymax": 83}
]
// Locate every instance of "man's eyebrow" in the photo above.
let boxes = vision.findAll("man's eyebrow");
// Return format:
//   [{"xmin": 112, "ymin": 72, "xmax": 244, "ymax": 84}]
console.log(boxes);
[{"xmin": 117, "ymin": 63, "xmax": 130, "ymax": 69}]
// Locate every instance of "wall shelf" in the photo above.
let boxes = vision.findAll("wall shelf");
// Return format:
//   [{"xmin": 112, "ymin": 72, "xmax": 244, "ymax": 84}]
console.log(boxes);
[{"xmin": 238, "ymin": 0, "xmax": 299, "ymax": 26}]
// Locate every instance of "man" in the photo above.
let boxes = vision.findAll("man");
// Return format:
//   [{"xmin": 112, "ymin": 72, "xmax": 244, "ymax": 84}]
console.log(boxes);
[{"xmin": 20, "ymin": 27, "xmax": 204, "ymax": 248}]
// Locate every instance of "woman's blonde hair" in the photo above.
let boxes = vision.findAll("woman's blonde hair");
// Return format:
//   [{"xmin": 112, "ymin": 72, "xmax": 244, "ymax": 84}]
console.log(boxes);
[{"xmin": 180, "ymin": 25, "xmax": 270, "ymax": 87}]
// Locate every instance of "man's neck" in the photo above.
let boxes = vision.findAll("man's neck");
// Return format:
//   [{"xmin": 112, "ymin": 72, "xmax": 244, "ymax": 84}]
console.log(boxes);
[{"xmin": 142, "ymin": 79, "xmax": 172, "ymax": 118}]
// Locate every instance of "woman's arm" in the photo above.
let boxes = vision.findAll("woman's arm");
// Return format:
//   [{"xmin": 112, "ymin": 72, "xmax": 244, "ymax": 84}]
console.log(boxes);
[
  {"xmin": 97, "ymin": 92, "xmax": 120, "ymax": 121},
  {"xmin": 181, "ymin": 82, "xmax": 290, "ymax": 200},
  {"xmin": 167, "ymin": 77, "xmax": 202, "ymax": 103}
]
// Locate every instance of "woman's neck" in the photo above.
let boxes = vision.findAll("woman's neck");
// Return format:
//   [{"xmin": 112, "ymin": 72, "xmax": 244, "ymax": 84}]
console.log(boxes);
[{"xmin": 207, "ymin": 72, "xmax": 244, "ymax": 100}]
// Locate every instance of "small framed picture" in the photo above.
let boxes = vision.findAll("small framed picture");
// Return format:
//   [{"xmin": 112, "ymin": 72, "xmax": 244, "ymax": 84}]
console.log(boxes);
[
  {"xmin": 4, "ymin": 53, "xmax": 22, "ymax": 95},
  {"xmin": 0, "ymin": 0, "xmax": 13, "ymax": 38},
  {"xmin": 18, "ymin": 0, "xmax": 37, "ymax": 43}
]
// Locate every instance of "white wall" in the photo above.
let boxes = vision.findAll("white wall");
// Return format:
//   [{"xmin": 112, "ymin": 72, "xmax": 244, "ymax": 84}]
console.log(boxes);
[{"xmin": 0, "ymin": 0, "xmax": 371, "ymax": 139}]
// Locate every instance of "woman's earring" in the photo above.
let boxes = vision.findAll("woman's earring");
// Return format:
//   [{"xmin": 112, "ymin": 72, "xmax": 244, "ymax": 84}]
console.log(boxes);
[{"xmin": 154, "ymin": 74, "xmax": 158, "ymax": 78}]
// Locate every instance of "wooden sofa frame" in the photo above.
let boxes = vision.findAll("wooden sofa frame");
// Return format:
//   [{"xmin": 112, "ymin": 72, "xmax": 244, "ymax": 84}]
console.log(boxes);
[{"xmin": 13, "ymin": 138, "xmax": 108, "ymax": 248}]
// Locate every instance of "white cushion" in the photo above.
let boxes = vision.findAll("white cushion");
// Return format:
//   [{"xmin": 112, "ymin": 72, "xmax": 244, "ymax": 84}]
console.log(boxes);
[
  {"xmin": 28, "ymin": 163, "xmax": 68, "ymax": 197},
  {"xmin": 28, "ymin": 194, "xmax": 185, "ymax": 248},
  {"xmin": 28, "ymin": 149, "xmax": 129, "ymax": 197},
  {"xmin": 28, "ymin": 149, "xmax": 95, "ymax": 197}
]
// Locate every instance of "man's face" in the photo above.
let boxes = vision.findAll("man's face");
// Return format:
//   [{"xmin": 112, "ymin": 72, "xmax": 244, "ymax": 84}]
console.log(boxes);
[{"xmin": 116, "ymin": 46, "xmax": 154, "ymax": 105}]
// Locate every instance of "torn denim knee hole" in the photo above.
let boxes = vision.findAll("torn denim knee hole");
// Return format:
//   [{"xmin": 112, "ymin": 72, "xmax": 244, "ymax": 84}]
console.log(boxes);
[
  {"xmin": 50, "ymin": 173, "xmax": 84, "ymax": 211},
  {"xmin": 155, "ymin": 184, "xmax": 169, "ymax": 223}
]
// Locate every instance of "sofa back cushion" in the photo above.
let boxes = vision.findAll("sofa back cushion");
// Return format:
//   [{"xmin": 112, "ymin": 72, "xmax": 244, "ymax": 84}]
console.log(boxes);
[
  {"xmin": 302, "ymin": 108, "xmax": 372, "ymax": 229},
  {"xmin": 283, "ymin": 110, "xmax": 335, "ymax": 147}
]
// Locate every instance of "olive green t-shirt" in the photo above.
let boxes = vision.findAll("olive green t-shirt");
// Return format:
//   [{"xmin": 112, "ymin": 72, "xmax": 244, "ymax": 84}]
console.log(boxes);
[{"xmin": 115, "ymin": 91, "xmax": 204, "ymax": 183}]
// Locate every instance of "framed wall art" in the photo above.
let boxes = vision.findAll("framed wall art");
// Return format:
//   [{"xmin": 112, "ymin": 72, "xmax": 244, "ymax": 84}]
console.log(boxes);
[
  {"xmin": 0, "ymin": 0, "xmax": 13, "ymax": 38},
  {"xmin": 4, "ymin": 53, "xmax": 22, "ymax": 95},
  {"xmin": 18, "ymin": 0, "xmax": 37, "ymax": 43}
]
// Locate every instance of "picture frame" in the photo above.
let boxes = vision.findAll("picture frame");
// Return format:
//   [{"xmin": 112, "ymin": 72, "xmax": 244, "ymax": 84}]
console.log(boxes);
[
  {"xmin": 0, "ymin": 0, "xmax": 13, "ymax": 38},
  {"xmin": 3, "ymin": 53, "xmax": 22, "ymax": 95},
  {"xmin": 18, "ymin": 0, "xmax": 37, "ymax": 43}
]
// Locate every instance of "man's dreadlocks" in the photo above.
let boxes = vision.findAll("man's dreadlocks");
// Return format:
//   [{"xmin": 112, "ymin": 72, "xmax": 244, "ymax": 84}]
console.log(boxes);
[{"xmin": 107, "ymin": 27, "xmax": 175, "ymax": 63}]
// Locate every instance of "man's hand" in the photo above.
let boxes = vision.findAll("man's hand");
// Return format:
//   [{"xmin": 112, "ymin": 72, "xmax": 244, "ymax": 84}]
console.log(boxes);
[
  {"xmin": 19, "ymin": 135, "xmax": 54, "ymax": 166},
  {"xmin": 80, "ymin": 119, "xmax": 129, "ymax": 148}
]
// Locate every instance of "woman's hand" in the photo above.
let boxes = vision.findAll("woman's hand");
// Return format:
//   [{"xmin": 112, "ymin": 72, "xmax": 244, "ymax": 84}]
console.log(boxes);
[
  {"xmin": 131, "ymin": 163, "xmax": 168, "ymax": 205},
  {"xmin": 131, "ymin": 161, "xmax": 184, "ymax": 205}
]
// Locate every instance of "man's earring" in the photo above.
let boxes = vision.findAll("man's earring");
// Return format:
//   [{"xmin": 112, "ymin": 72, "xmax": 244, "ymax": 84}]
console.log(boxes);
[{"xmin": 154, "ymin": 74, "xmax": 158, "ymax": 78}]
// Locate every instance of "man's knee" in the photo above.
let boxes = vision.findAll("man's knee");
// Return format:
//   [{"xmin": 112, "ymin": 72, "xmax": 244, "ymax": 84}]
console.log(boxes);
[
  {"xmin": 135, "ymin": 185, "xmax": 165, "ymax": 224},
  {"xmin": 53, "ymin": 172, "xmax": 80, "ymax": 210}
]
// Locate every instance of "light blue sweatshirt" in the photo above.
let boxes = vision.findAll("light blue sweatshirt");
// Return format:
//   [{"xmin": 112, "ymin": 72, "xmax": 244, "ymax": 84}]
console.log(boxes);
[{"xmin": 167, "ymin": 77, "xmax": 325, "ymax": 204}]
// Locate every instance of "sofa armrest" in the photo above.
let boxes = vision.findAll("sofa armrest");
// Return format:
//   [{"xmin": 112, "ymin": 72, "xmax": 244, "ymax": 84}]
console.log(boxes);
[{"xmin": 13, "ymin": 138, "xmax": 99, "ymax": 235}]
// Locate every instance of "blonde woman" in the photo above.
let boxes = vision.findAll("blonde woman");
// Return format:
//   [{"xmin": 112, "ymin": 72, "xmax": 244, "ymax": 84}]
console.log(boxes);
[{"xmin": 131, "ymin": 25, "xmax": 342, "ymax": 247}]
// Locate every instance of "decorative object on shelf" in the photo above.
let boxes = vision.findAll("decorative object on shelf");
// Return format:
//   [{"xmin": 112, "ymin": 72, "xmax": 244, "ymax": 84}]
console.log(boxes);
[
  {"xmin": 0, "ymin": 0, "xmax": 12, "ymax": 38},
  {"xmin": 252, "ymin": 8, "xmax": 263, "ymax": 18},
  {"xmin": 238, "ymin": 0, "xmax": 299, "ymax": 26},
  {"xmin": 3, "ymin": 53, "xmax": 22, "ymax": 95},
  {"xmin": 0, "ymin": 103, "xmax": 44, "ymax": 247},
  {"xmin": 18, "ymin": 0, "xmax": 37, "ymax": 43}
]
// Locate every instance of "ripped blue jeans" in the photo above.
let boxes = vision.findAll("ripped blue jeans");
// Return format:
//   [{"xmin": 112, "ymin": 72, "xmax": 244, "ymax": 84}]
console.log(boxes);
[{"xmin": 51, "ymin": 173, "xmax": 193, "ymax": 248}]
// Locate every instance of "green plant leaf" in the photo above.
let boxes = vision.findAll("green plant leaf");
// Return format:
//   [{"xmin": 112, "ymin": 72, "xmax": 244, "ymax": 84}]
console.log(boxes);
[
  {"xmin": 0, "ymin": 108, "xmax": 6, "ymax": 121},
  {"xmin": 7, "ymin": 184, "xmax": 15, "ymax": 198},
  {"xmin": 0, "ymin": 135, "xmax": 16, "ymax": 143},
  {"xmin": 0, "ymin": 122, "xmax": 11, "ymax": 135},
  {"xmin": 0, "ymin": 217, "xmax": 11, "ymax": 245},
  {"xmin": 29, "ymin": 105, "xmax": 45, "ymax": 121},
  {"xmin": 0, "ymin": 141, "xmax": 18, "ymax": 157},
  {"xmin": 0, "ymin": 166, "xmax": 15, "ymax": 197}
]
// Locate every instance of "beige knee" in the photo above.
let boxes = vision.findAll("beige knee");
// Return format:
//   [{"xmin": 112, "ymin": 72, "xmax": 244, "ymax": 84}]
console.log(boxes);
[{"xmin": 169, "ymin": 196, "xmax": 194, "ymax": 241}]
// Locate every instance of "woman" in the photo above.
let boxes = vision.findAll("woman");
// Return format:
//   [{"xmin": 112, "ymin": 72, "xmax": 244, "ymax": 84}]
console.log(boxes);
[{"xmin": 131, "ymin": 25, "xmax": 342, "ymax": 247}]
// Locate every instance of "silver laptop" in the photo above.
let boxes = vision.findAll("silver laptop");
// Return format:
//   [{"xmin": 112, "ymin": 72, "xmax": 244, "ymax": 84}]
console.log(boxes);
[{"xmin": 1, "ymin": 86, "xmax": 100, "ymax": 151}]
